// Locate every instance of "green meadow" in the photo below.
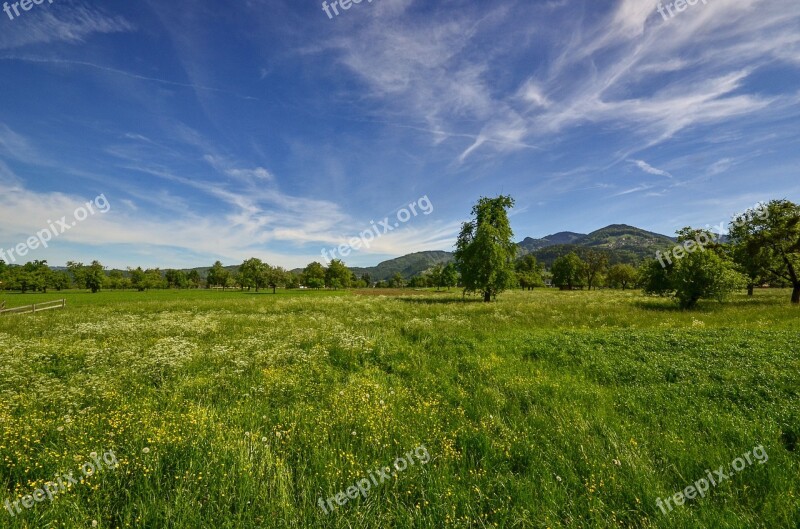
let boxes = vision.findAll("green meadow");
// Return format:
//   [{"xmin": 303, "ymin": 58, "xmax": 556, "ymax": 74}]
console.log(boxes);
[{"xmin": 0, "ymin": 288, "xmax": 798, "ymax": 528}]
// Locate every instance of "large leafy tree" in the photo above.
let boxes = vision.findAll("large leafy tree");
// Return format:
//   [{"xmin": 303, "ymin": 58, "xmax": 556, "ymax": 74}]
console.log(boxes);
[
  {"xmin": 641, "ymin": 229, "xmax": 746, "ymax": 308},
  {"xmin": 606, "ymin": 264, "xmax": 637, "ymax": 290},
  {"xmin": 206, "ymin": 261, "xmax": 230, "ymax": 290},
  {"xmin": 442, "ymin": 263, "xmax": 459, "ymax": 290},
  {"xmin": 429, "ymin": 263, "xmax": 445, "ymax": 291},
  {"xmin": 129, "ymin": 267, "xmax": 146, "ymax": 291},
  {"xmin": 165, "ymin": 269, "xmax": 188, "ymax": 289},
  {"xmin": 325, "ymin": 259, "xmax": 351, "ymax": 290},
  {"xmin": 302, "ymin": 262, "xmax": 326, "ymax": 289},
  {"xmin": 729, "ymin": 200, "xmax": 800, "ymax": 304},
  {"xmin": 388, "ymin": 272, "xmax": 405, "ymax": 289},
  {"xmin": 454, "ymin": 195, "xmax": 517, "ymax": 302},
  {"xmin": 583, "ymin": 250, "xmax": 609, "ymax": 291},
  {"xmin": 85, "ymin": 261, "xmax": 106, "ymax": 293},
  {"xmin": 67, "ymin": 261, "xmax": 105, "ymax": 293},
  {"xmin": 551, "ymin": 253, "xmax": 587, "ymax": 290},
  {"xmin": 187, "ymin": 270, "xmax": 202, "ymax": 289},
  {"xmin": 143, "ymin": 268, "xmax": 167, "ymax": 290},
  {"xmin": 240, "ymin": 258, "xmax": 270, "ymax": 291},
  {"xmin": 51, "ymin": 270, "xmax": 72, "ymax": 291},
  {"xmin": 515, "ymin": 254, "xmax": 545, "ymax": 290},
  {"xmin": 267, "ymin": 266, "xmax": 287, "ymax": 294}
]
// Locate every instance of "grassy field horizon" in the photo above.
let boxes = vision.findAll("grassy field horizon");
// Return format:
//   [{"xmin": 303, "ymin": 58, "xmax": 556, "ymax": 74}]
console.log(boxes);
[{"xmin": 1, "ymin": 288, "xmax": 798, "ymax": 528}]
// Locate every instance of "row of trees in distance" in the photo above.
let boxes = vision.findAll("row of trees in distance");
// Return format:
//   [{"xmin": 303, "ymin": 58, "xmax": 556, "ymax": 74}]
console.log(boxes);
[{"xmin": 2, "ymin": 198, "xmax": 798, "ymax": 308}]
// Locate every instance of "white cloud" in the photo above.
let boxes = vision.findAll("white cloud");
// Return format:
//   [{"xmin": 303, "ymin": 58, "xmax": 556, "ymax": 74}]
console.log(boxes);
[
  {"xmin": 630, "ymin": 159, "xmax": 673, "ymax": 179},
  {"xmin": 0, "ymin": 3, "xmax": 134, "ymax": 50},
  {"xmin": 707, "ymin": 158, "xmax": 734, "ymax": 175}
]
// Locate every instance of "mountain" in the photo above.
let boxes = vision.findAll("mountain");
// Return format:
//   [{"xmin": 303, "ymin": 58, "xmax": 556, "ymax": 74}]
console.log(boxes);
[
  {"xmin": 112, "ymin": 224, "xmax": 672, "ymax": 282},
  {"xmin": 528, "ymin": 225, "xmax": 675, "ymax": 266},
  {"xmin": 518, "ymin": 231, "xmax": 586, "ymax": 253},
  {"xmin": 348, "ymin": 251, "xmax": 454, "ymax": 282},
  {"xmin": 344, "ymin": 224, "xmax": 674, "ymax": 279}
]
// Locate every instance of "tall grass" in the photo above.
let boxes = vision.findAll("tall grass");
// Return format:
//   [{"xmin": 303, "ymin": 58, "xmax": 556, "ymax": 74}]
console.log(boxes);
[{"xmin": 0, "ymin": 288, "xmax": 797, "ymax": 528}]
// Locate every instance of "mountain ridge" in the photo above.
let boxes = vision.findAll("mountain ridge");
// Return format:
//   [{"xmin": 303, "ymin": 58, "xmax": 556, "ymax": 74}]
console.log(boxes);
[{"xmin": 345, "ymin": 224, "xmax": 675, "ymax": 280}]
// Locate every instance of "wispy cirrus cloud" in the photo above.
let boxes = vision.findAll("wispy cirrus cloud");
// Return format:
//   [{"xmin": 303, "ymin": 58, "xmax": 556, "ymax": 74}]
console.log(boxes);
[
  {"xmin": 630, "ymin": 159, "xmax": 673, "ymax": 178},
  {"xmin": 313, "ymin": 0, "xmax": 799, "ymax": 165},
  {"xmin": 0, "ymin": 2, "xmax": 134, "ymax": 50}
]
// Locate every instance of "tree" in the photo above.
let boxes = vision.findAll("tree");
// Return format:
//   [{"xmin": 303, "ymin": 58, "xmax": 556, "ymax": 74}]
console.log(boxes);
[
  {"xmin": 302, "ymin": 262, "xmax": 326, "ymax": 289},
  {"xmin": 85, "ymin": 261, "xmax": 106, "ymax": 293},
  {"xmin": 551, "ymin": 253, "xmax": 587, "ymax": 290},
  {"xmin": 641, "ymin": 229, "xmax": 746, "ymax": 308},
  {"xmin": 325, "ymin": 260, "xmax": 351, "ymax": 290},
  {"xmin": 515, "ymin": 255, "xmax": 545, "ymax": 290},
  {"xmin": 729, "ymin": 200, "xmax": 800, "ymax": 303},
  {"xmin": 187, "ymin": 270, "xmax": 202, "ymax": 289},
  {"xmin": 67, "ymin": 261, "xmax": 105, "ymax": 293},
  {"xmin": 454, "ymin": 195, "xmax": 517, "ymax": 302},
  {"xmin": 442, "ymin": 263, "xmax": 459, "ymax": 290},
  {"xmin": 51, "ymin": 271, "xmax": 71, "ymax": 291},
  {"xmin": 429, "ymin": 264, "xmax": 444, "ymax": 291},
  {"xmin": 165, "ymin": 269, "xmax": 188, "ymax": 289},
  {"xmin": 129, "ymin": 267, "xmax": 146, "ymax": 291},
  {"xmin": 107, "ymin": 270, "xmax": 124, "ymax": 290},
  {"xmin": 267, "ymin": 266, "xmax": 287, "ymax": 294},
  {"xmin": 388, "ymin": 272, "xmax": 405, "ymax": 289},
  {"xmin": 240, "ymin": 258, "xmax": 268, "ymax": 291},
  {"xmin": 143, "ymin": 268, "xmax": 166, "ymax": 290},
  {"xmin": 360, "ymin": 273, "xmax": 372, "ymax": 287},
  {"xmin": 207, "ymin": 261, "xmax": 230, "ymax": 290},
  {"xmin": 583, "ymin": 250, "xmax": 609, "ymax": 290},
  {"xmin": 285, "ymin": 272, "xmax": 301, "ymax": 289},
  {"xmin": 607, "ymin": 264, "xmax": 638, "ymax": 290},
  {"xmin": 67, "ymin": 261, "xmax": 87, "ymax": 289}
]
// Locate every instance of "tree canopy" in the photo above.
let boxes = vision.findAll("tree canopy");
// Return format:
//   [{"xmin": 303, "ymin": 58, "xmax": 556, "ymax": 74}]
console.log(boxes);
[{"xmin": 454, "ymin": 195, "xmax": 517, "ymax": 302}]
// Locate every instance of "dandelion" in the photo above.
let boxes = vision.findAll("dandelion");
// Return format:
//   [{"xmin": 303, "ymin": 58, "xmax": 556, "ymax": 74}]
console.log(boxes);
[
  {"xmin": 261, "ymin": 437, "xmax": 267, "ymax": 442},
  {"xmin": 351, "ymin": 431, "xmax": 357, "ymax": 436},
  {"xmin": 613, "ymin": 459, "xmax": 621, "ymax": 466},
  {"xmin": 90, "ymin": 452, "xmax": 98, "ymax": 459},
  {"xmin": 556, "ymin": 476, "xmax": 562, "ymax": 482},
  {"xmin": 142, "ymin": 447, "xmax": 150, "ymax": 454},
  {"xmin": 92, "ymin": 521, "xmax": 98, "ymax": 528}
]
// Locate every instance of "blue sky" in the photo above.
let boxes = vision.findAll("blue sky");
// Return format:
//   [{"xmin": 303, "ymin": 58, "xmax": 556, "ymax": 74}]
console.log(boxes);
[{"xmin": 0, "ymin": 0, "xmax": 798, "ymax": 269}]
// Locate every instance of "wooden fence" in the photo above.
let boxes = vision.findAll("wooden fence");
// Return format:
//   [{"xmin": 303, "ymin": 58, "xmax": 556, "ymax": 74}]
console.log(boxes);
[{"xmin": 0, "ymin": 299, "xmax": 66, "ymax": 316}]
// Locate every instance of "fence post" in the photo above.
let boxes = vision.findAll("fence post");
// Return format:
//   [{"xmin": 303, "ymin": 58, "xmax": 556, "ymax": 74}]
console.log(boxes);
[{"xmin": 32, "ymin": 304, "xmax": 36, "ymax": 313}]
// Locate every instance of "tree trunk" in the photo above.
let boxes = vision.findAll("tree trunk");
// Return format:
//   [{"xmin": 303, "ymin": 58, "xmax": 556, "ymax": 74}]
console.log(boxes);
[
  {"xmin": 792, "ymin": 284, "xmax": 800, "ymax": 304},
  {"xmin": 747, "ymin": 283, "xmax": 754, "ymax": 296},
  {"xmin": 483, "ymin": 291, "xmax": 491, "ymax": 303}
]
